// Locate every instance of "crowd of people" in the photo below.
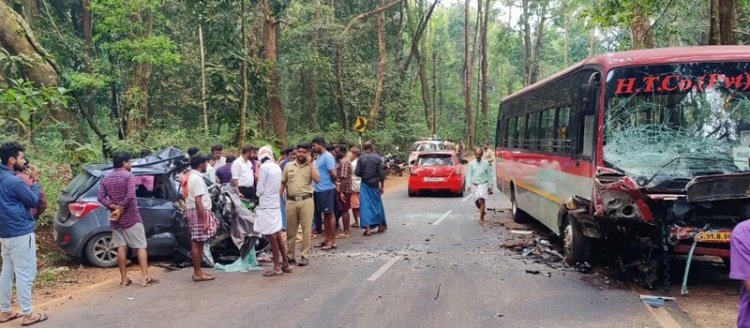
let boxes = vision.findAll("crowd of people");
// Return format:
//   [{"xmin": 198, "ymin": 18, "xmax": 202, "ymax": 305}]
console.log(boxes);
[
  {"xmin": 117, "ymin": 137, "xmax": 388, "ymax": 280},
  {"xmin": 0, "ymin": 137, "xmax": 390, "ymax": 326}
]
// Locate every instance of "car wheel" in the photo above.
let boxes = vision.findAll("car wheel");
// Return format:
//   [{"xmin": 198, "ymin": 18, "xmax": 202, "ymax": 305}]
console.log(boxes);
[
  {"xmin": 457, "ymin": 188, "xmax": 464, "ymax": 197},
  {"xmin": 563, "ymin": 216, "xmax": 591, "ymax": 267},
  {"xmin": 85, "ymin": 233, "xmax": 118, "ymax": 268},
  {"xmin": 408, "ymin": 189, "xmax": 416, "ymax": 197},
  {"xmin": 510, "ymin": 187, "xmax": 527, "ymax": 223}
]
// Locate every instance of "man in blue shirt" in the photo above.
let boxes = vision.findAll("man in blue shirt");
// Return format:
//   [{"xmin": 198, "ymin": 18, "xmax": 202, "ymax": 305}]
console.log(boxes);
[
  {"xmin": 311, "ymin": 137, "xmax": 338, "ymax": 250},
  {"xmin": 0, "ymin": 142, "xmax": 48, "ymax": 326}
]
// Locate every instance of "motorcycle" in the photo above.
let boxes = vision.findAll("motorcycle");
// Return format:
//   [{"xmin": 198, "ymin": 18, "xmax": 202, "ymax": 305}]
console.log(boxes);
[{"xmin": 384, "ymin": 153, "xmax": 406, "ymax": 176}]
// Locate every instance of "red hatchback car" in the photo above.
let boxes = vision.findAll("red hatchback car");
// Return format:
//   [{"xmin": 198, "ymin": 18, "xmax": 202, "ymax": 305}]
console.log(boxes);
[{"xmin": 408, "ymin": 151, "xmax": 466, "ymax": 197}]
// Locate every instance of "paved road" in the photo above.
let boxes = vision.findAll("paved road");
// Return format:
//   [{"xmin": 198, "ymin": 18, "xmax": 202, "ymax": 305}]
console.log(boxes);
[{"xmin": 40, "ymin": 182, "xmax": 696, "ymax": 328}]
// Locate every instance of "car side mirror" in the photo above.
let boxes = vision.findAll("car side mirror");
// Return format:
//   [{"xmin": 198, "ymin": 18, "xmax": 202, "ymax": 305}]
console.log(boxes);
[
  {"xmin": 410, "ymin": 160, "xmax": 416, "ymax": 165},
  {"xmin": 460, "ymin": 159, "xmax": 469, "ymax": 165},
  {"xmin": 579, "ymin": 83, "xmax": 597, "ymax": 116}
]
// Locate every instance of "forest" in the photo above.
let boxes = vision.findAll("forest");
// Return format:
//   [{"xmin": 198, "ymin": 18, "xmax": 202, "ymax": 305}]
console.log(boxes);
[{"xmin": 0, "ymin": 0, "xmax": 749, "ymax": 223}]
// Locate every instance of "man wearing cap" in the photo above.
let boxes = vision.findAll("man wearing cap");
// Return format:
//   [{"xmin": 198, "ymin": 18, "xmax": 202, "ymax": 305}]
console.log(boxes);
[{"xmin": 281, "ymin": 144, "xmax": 320, "ymax": 267}]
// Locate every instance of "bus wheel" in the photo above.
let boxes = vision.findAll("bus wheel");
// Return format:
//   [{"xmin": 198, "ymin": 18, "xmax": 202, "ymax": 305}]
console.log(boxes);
[
  {"xmin": 510, "ymin": 187, "xmax": 526, "ymax": 223},
  {"xmin": 563, "ymin": 216, "xmax": 590, "ymax": 267}
]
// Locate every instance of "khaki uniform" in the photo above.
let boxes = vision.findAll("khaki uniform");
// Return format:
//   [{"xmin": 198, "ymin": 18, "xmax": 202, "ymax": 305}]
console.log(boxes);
[{"xmin": 282, "ymin": 161, "xmax": 315, "ymax": 259}]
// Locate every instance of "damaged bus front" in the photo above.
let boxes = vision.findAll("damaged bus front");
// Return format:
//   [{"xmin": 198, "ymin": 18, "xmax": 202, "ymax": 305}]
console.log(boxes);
[{"xmin": 570, "ymin": 61, "xmax": 750, "ymax": 287}]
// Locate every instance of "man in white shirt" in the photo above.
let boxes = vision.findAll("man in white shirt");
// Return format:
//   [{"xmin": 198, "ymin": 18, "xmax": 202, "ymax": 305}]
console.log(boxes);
[
  {"xmin": 184, "ymin": 155, "xmax": 219, "ymax": 282},
  {"xmin": 231, "ymin": 146, "xmax": 256, "ymax": 201},
  {"xmin": 255, "ymin": 146, "xmax": 291, "ymax": 277},
  {"xmin": 204, "ymin": 155, "xmax": 218, "ymax": 184},
  {"xmin": 211, "ymin": 145, "xmax": 227, "ymax": 168}
]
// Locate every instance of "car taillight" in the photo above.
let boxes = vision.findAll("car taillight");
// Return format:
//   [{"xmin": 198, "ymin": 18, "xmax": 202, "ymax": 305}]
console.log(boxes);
[{"xmin": 68, "ymin": 202, "xmax": 101, "ymax": 219}]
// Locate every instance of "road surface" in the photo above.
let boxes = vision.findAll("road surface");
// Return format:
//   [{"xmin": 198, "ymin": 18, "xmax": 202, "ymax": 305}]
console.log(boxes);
[{"xmin": 39, "ymin": 180, "xmax": 696, "ymax": 328}]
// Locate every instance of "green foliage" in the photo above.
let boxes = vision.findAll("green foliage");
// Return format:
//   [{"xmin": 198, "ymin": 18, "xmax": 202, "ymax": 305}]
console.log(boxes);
[{"xmin": 0, "ymin": 79, "xmax": 69, "ymax": 130}]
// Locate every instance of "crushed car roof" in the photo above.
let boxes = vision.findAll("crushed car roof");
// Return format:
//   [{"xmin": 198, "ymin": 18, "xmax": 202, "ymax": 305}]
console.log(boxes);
[{"xmin": 83, "ymin": 147, "xmax": 186, "ymax": 177}]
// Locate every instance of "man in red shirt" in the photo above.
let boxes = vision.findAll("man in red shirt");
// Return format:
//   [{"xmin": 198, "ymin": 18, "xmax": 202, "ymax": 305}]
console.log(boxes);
[{"xmin": 97, "ymin": 153, "xmax": 158, "ymax": 287}]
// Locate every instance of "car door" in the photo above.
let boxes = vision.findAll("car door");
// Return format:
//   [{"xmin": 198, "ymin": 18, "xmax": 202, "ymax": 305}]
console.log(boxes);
[{"xmin": 135, "ymin": 174, "xmax": 177, "ymax": 237}]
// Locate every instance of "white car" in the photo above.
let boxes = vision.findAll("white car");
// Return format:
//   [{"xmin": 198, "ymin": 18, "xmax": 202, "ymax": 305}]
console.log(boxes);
[{"xmin": 408, "ymin": 140, "xmax": 446, "ymax": 165}]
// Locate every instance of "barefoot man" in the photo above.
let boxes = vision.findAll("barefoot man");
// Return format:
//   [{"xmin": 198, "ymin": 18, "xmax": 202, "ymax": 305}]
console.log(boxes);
[
  {"xmin": 185, "ymin": 154, "xmax": 219, "ymax": 282},
  {"xmin": 466, "ymin": 148, "xmax": 493, "ymax": 223},
  {"xmin": 256, "ymin": 146, "xmax": 291, "ymax": 277}
]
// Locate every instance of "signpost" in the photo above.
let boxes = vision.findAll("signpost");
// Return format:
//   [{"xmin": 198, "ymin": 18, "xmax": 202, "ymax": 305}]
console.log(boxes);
[
  {"xmin": 354, "ymin": 116, "xmax": 367, "ymax": 146},
  {"xmin": 354, "ymin": 116, "xmax": 367, "ymax": 133}
]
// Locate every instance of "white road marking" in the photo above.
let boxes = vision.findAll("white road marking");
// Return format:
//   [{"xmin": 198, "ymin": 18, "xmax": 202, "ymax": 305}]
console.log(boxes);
[
  {"xmin": 462, "ymin": 195, "xmax": 472, "ymax": 202},
  {"xmin": 432, "ymin": 210, "xmax": 452, "ymax": 226},
  {"xmin": 643, "ymin": 304, "xmax": 682, "ymax": 328},
  {"xmin": 367, "ymin": 256, "xmax": 401, "ymax": 282}
]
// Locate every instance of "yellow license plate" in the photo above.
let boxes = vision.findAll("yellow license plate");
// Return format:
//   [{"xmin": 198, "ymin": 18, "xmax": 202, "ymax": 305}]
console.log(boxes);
[{"xmin": 696, "ymin": 231, "xmax": 732, "ymax": 243}]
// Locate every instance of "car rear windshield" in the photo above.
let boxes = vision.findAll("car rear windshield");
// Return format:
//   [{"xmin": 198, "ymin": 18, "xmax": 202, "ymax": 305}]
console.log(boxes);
[
  {"xmin": 62, "ymin": 171, "xmax": 97, "ymax": 197},
  {"xmin": 418, "ymin": 154, "xmax": 454, "ymax": 166}
]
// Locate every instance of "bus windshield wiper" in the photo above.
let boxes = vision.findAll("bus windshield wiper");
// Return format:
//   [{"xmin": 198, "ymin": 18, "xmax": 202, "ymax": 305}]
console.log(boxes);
[{"xmin": 640, "ymin": 155, "xmax": 734, "ymax": 186}]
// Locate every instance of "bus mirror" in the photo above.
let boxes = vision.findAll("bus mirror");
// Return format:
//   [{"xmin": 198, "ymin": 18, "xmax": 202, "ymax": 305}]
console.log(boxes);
[{"xmin": 579, "ymin": 84, "xmax": 597, "ymax": 116}]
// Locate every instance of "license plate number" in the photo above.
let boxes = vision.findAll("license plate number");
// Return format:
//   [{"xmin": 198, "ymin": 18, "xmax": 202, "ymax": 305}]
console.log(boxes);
[
  {"xmin": 424, "ymin": 177, "xmax": 445, "ymax": 182},
  {"xmin": 696, "ymin": 231, "xmax": 732, "ymax": 243}
]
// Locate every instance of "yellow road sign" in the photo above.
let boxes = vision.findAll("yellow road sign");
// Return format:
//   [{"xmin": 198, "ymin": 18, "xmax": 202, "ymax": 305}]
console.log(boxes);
[{"xmin": 354, "ymin": 116, "xmax": 368, "ymax": 133}]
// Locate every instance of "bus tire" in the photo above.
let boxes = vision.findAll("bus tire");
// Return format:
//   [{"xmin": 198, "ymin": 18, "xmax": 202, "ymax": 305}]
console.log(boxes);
[
  {"xmin": 563, "ymin": 216, "xmax": 591, "ymax": 267},
  {"xmin": 510, "ymin": 186, "xmax": 527, "ymax": 223}
]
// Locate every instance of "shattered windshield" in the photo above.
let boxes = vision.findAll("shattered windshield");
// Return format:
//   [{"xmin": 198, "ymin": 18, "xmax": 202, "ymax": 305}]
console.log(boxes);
[{"xmin": 604, "ymin": 62, "xmax": 750, "ymax": 182}]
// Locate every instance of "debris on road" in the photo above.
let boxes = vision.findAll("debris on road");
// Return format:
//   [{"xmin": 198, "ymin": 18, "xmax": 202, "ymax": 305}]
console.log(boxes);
[
  {"xmin": 434, "ymin": 282, "xmax": 442, "ymax": 300},
  {"xmin": 525, "ymin": 269, "xmax": 540, "ymax": 275},
  {"xmin": 510, "ymin": 229, "xmax": 533, "ymax": 235},
  {"xmin": 639, "ymin": 295, "xmax": 675, "ymax": 308}
]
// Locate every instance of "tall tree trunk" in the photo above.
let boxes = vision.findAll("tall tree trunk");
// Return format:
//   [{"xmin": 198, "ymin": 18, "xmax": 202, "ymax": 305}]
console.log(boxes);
[
  {"xmin": 481, "ymin": 0, "xmax": 491, "ymax": 144},
  {"xmin": 370, "ymin": 11, "xmax": 387, "ymax": 127},
  {"xmin": 417, "ymin": 48, "xmax": 432, "ymax": 132},
  {"xmin": 529, "ymin": 0, "xmax": 548, "ymax": 84},
  {"xmin": 199, "ymin": 22, "xmax": 208, "ymax": 134},
  {"xmin": 262, "ymin": 0, "xmax": 288, "ymax": 146},
  {"xmin": 0, "ymin": 0, "xmax": 77, "ymax": 140},
  {"xmin": 708, "ymin": 0, "xmax": 721, "ymax": 45},
  {"xmin": 239, "ymin": 0, "xmax": 248, "ymax": 148},
  {"xmin": 588, "ymin": 27, "xmax": 596, "ymax": 57},
  {"xmin": 432, "ymin": 50, "xmax": 438, "ymax": 136},
  {"xmin": 464, "ymin": 0, "xmax": 475, "ymax": 149},
  {"xmin": 630, "ymin": 5, "xmax": 654, "ymax": 49},
  {"xmin": 562, "ymin": 4, "xmax": 569, "ymax": 65},
  {"xmin": 521, "ymin": 0, "xmax": 532, "ymax": 85},
  {"xmin": 710, "ymin": 0, "xmax": 737, "ymax": 45},
  {"xmin": 334, "ymin": 49, "xmax": 348, "ymax": 129}
]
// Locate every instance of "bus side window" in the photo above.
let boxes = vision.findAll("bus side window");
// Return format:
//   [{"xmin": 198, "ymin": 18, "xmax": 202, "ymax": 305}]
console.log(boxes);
[
  {"xmin": 518, "ymin": 115, "xmax": 527, "ymax": 149},
  {"xmin": 540, "ymin": 109, "xmax": 555, "ymax": 152},
  {"xmin": 527, "ymin": 112, "xmax": 539, "ymax": 150},
  {"xmin": 507, "ymin": 117, "xmax": 517, "ymax": 148},
  {"xmin": 555, "ymin": 106, "xmax": 571, "ymax": 152}
]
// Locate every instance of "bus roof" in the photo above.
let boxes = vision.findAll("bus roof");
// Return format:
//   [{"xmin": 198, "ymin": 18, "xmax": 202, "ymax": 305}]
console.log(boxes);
[{"xmin": 502, "ymin": 46, "xmax": 750, "ymax": 103}]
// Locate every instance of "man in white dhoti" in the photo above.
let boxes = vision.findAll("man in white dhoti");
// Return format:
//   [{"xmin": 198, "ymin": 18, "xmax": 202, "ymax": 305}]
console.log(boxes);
[
  {"xmin": 255, "ymin": 146, "xmax": 291, "ymax": 277},
  {"xmin": 466, "ymin": 148, "xmax": 493, "ymax": 224}
]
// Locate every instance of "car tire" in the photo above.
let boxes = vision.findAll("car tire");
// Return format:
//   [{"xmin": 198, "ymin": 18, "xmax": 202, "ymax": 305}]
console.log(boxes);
[
  {"xmin": 408, "ymin": 189, "xmax": 416, "ymax": 197},
  {"xmin": 510, "ymin": 187, "xmax": 527, "ymax": 223},
  {"xmin": 563, "ymin": 216, "xmax": 591, "ymax": 267},
  {"xmin": 85, "ymin": 233, "xmax": 118, "ymax": 268},
  {"xmin": 457, "ymin": 189, "xmax": 464, "ymax": 197}
]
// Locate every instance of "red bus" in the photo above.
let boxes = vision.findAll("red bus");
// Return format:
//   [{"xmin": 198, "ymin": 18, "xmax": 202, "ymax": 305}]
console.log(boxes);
[{"xmin": 495, "ymin": 46, "xmax": 750, "ymax": 286}]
